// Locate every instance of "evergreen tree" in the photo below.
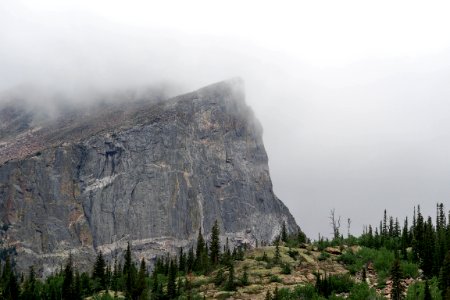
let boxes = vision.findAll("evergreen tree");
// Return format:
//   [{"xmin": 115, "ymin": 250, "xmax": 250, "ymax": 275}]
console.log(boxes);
[
  {"xmin": 273, "ymin": 286, "xmax": 280, "ymax": 300},
  {"xmin": 92, "ymin": 251, "xmax": 106, "ymax": 291},
  {"xmin": 178, "ymin": 247, "xmax": 186, "ymax": 273},
  {"xmin": 221, "ymin": 238, "xmax": 232, "ymax": 266},
  {"xmin": 123, "ymin": 242, "xmax": 132, "ymax": 276},
  {"xmin": 21, "ymin": 266, "xmax": 38, "ymax": 300},
  {"xmin": 167, "ymin": 259, "xmax": 177, "ymax": 299},
  {"xmin": 6, "ymin": 270, "xmax": 19, "ymax": 300},
  {"xmin": 423, "ymin": 280, "xmax": 432, "ymax": 300},
  {"xmin": 187, "ymin": 247, "xmax": 194, "ymax": 273},
  {"xmin": 390, "ymin": 258, "xmax": 403, "ymax": 300},
  {"xmin": 422, "ymin": 217, "xmax": 435, "ymax": 277},
  {"xmin": 150, "ymin": 269, "xmax": 161, "ymax": 300},
  {"xmin": 241, "ymin": 266, "xmax": 249, "ymax": 286},
  {"xmin": 74, "ymin": 271, "xmax": 82, "ymax": 300},
  {"xmin": 136, "ymin": 258, "xmax": 147, "ymax": 299},
  {"xmin": 214, "ymin": 268, "xmax": 225, "ymax": 287},
  {"xmin": 273, "ymin": 237, "xmax": 281, "ymax": 264},
  {"xmin": 195, "ymin": 228, "xmax": 206, "ymax": 271},
  {"xmin": 62, "ymin": 254, "xmax": 74, "ymax": 300},
  {"xmin": 224, "ymin": 263, "xmax": 235, "ymax": 291},
  {"xmin": 1, "ymin": 256, "xmax": 19, "ymax": 300},
  {"xmin": 440, "ymin": 251, "xmax": 450, "ymax": 300},
  {"xmin": 401, "ymin": 217, "xmax": 409, "ymax": 260},
  {"xmin": 281, "ymin": 221, "xmax": 288, "ymax": 243},
  {"xmin": 265, "ymin": 289, "xmax": 272, "ymax": 300},
  {"xmin": 112, "ymin": 258, "xmax": 120, "ymax": 293},
  {"xmin": 210, "ymin": 220, "xmax": 220, "ymax": 266}
]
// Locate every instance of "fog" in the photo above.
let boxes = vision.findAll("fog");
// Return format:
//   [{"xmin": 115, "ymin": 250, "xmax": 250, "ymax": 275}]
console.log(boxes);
[{"xmin": 2, "ymin": 0, "xmax": 450, "ymax": 238}]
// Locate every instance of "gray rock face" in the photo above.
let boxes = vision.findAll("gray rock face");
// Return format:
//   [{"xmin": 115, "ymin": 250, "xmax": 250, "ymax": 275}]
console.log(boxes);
[{"xmin": 0, "ymin": 78, "xmax": 299, "ymax": 276}]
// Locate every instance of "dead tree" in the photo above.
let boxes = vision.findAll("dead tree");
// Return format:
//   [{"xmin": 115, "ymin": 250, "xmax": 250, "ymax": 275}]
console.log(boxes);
[{"xmin": 329, "ymin": 209, "xmax": 341, "ymax": 240}]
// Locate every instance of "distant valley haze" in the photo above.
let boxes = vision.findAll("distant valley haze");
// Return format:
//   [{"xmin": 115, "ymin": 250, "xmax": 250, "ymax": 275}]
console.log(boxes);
[{"xmin": 1, "ymin": 0, "xmax": 450, "ymax": 238}]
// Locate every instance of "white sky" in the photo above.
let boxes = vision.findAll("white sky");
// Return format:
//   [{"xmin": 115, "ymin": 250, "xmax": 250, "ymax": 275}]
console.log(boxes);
[{"xmin": 1, "ymin": 0, "xmax": 450, "ymax": 237}]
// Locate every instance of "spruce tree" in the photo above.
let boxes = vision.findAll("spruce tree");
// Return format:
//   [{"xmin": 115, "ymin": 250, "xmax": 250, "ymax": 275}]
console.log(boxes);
[
  {"xmin": 390, "ymin": 257, "xmax": 403, "ymax": 300},
  {"xmin": 178, "ymin": 247, "xmax": 186, "ymax": 273},
  {"xmin": 439, "ymin": 251, "xmax": 450, "ymax": 300},
  {"xmin": 7, "ymin": 270, "xmax": 19, "ymax": 300},
  {"xmin": 281, "ymin": 221, "xmax": 288, "ymax": 243},
  {"xmin": 187, "ymin": 247, "xmax": 194, "ymax": 273},
  {"xmin": 423, "ymin": 280, "xmax": 432, "ymax": 300},
  {"xmin": 224, "ymin": 263, "xmax": 236, "ymax": 291},
  {"xmin": 62, "ymin": 254, "xmax": 74, "ymax": 300},
  {"xmin": 167, "ymin": 259, "xmax": 177, "ymax": 299},
  {"xmin": 93, "ymin": 251, "xmax": 106, "ymax": 291},
  {"xmin": 210, "ymin": 220, "xmax": 220, "ymax": 265},
  {"xmin": 241, "ymin": 266, "xmax": 249, "ymax": 286},
  {"xmin": 21, "ymin": 266, "xmax": 38, "ymax": 300},
  {"xmin": 273, "ymin": 286, "xmax": 280, "ymax": 300},
  {"xmin": 123, "ymin": 242, "xmax": 136, "ymax": 299},
  {"xmin": 136, "ymin": 258, "xmax": 147, "ymax": 299},
  {"xmin": 195, "ymin": 228, "xmax": 206, "ymax": 271},
  {"xmin": 265, "ymin": 289, "xmax": 272, "ymax": 300},
  {"xmin": 274, "ymin": 237, "xmax": 281, "ymax": 264}
]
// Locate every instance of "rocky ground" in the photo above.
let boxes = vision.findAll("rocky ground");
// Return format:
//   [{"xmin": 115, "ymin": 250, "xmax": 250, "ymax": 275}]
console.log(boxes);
[{"xmin": 187, "ymin": 245, "xmax": 419, "ymax": 299}]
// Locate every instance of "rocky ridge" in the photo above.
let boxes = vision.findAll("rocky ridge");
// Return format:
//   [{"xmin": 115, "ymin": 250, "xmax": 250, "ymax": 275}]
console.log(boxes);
[{"xmin": 0, "ymin": 78, "xmax": 299, "ymax": 276}]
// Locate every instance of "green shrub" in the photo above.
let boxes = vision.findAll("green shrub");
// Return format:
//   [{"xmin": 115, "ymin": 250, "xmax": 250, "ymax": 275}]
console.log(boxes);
[
  {"xmin": 269, "ymin": 274, "xmax": 282, "ymax": 283},
  {"xmin": 318, "ymin": 252, "xmax": 330, "ymax": 261},
  {"xmin": 292, "ymin": 284, "xmax": 320, "ymax": 299},
  {"xmin": 406, "ymin": 277, "xmax": 442, "ymax": 300},
  {"xmin": 281, "ymin": 263, "xmax": 292, "ymax": 275},
  {"xmin": 347, "ymin": 282, "xmax": 382, "ymax": 300},
  {"xmin": 338, "ymin": 250, "xmax": 356, "ymax": 266},
  {"xmin": 401, "ymin": 261, "xmax": 419, "ymax": 278},
  {"xmin": 287, "ymin": 249, "xmax": 299, "ymax": 260},
  {"xmin": 329, "ymin": 274, "xmax": 354, "ymax": 294},
  {"xmin": 214, "ymin": 269, "xmax": 225, "ymax": 287}
]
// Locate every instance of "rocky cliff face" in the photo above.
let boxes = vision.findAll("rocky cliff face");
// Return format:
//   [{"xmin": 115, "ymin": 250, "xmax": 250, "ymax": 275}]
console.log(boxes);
[{"xmin": 0, "ymin": 78, "xmax": 299, "ymax": 276}]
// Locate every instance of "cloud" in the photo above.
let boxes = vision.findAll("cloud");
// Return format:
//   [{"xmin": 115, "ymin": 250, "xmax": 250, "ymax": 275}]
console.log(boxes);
[{"xmin": 1, "ymin": 0, "xmax": 450, "ymax": 237}]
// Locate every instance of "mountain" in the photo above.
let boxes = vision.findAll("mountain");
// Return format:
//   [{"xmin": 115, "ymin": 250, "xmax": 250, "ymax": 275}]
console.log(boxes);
[{"xmin": 0, "ymin": 78, "xmax": 299, "ymax": 276}]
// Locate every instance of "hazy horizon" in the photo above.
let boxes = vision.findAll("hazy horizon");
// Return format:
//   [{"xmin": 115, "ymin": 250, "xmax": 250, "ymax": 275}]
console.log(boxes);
[{"xmin": 1, "ymin": 0, "xmax": 450, "ymax": 238}]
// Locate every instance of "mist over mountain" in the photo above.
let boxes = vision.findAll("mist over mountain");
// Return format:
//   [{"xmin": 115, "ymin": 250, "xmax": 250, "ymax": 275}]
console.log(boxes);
[{"xmin": 0, "ymin": 78, "xmax": 299, "ymax": 276}]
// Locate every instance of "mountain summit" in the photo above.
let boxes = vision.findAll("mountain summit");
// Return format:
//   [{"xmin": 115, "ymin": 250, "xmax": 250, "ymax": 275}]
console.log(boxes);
[{"xmin": 0, "ymin": 78, "xmax": 299, "ymax": 276}]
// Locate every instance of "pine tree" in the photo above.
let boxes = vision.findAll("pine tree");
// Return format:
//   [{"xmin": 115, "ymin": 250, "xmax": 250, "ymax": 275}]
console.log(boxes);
[
  {"xmin": 274, "ymin": 237, "xmax": 281, "ymax": 264},
  {"xmin": 383, "ymin": 209, "xmax": 388, "ymax": 237},
  {"xmin": 221, "ymin": 238, "xmax": 232, "ymax": 266},
  {"xmin": 224, "ymin": 263, "xmax": 236, "ymax": 291},
  {"xmin": 93, "ymin": 251, "xmax": 106, "ymax": 291},
  {"xmin": 423, "ymin": 280, "xmax": 432, "ymax": 300},
  {"xmin": 7, "ymin": 270, "xmax": 19, "ymax": 300},
  {"xmin": 123, "ymin": 242, "xmax": 136, "ymax": 299},
  {"xmin": 390, "ymin": 257, "xmax": 403, "ymax": 300},
  {"xmin": 178, "ymin": 247, "xmax": 186, "ymax": 273},
  {"xmin": 361, "ymin": 267, "xmax": 367, "ymax": 283},
  {"xmin": 136, "ymin": 258, "xmax": 147, "ymax": 299},
  {"xmin": 62, "ymin": 254, "xmax": 74, "ymax": 300},
  {"xmin": 195, "ymin": 228, "xmax": 206, "ymax": 271},
  {"xmin": 440, "ymin": 251, "xmax": 450, "ymax": 300},
  {"xmin": 214, "ymin": 268, "xmax": 225, "ymax": 287},
  {"xmin": 265, "ymin": 289, "xmax": 272, "ymax": 300},
  {"xmin": 21, "ymin": 266, "xmax": 38, "ymax": 300},
  {"xmin": 281, "ymin": 221, "xmax": 288, "ymax": 243},
  {"xmin": 241, "ymin": 266, "xmax": 249, "ymax": 286},
  {"xmin": 112, "ymin": 258, "xmax": 120, "ymax": 292},
  {"xmin": 167, "ymin": 259, "xmax": 177, "ymax": 299},
  {"xmin": 401, "ymin": 217, "xmax": 409, "ymax": 260},
  {"xmin": 74, "ymin": 271, "xmax": 82, "ymax": 300},
  {"xmin": 273, "ymin": 286, "xmax": 280, "ymax": 300},
  {"xmin": 187, "ymin": 247, "xmax": 194, "ymax": 273},
  {"xmin": 210, "ymin": 220, "xmax": 220, "ymax": 265}
]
